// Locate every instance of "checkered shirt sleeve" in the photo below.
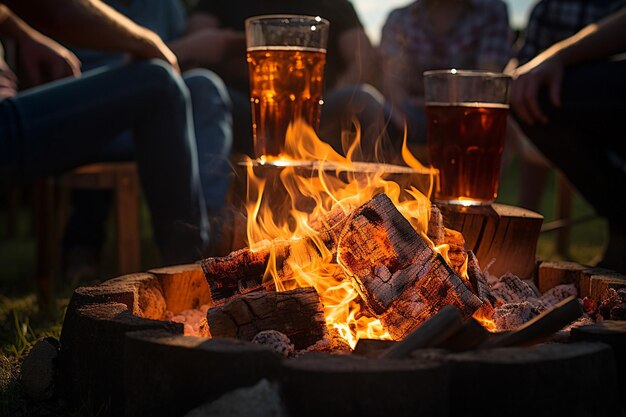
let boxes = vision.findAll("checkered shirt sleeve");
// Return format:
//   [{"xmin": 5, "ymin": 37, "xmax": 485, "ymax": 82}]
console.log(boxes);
[{"xmin": 476, "ymin": 1, "xmax": 512, "ymax": 69}]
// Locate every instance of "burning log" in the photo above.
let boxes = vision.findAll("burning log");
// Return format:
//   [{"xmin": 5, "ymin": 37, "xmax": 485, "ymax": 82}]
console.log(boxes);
[
  {"xmin": 337, "ymin": 194, "xmax": 483, "ymax": 340},
  {"xmin": 427, "ymin": 204, "xmax": 467, "ymax": 275},
  {"xmin": 206, "ymin": 287, "xmax": 327, "ymax": 349},
  {"xmin": 201, "ymin": 243, "xmax": 286, "ymax": 302},
  {"xmin": 442, "ymin": 228, "xmax": 467, "ymax": 275},
  {"xmin": 493, "ymin": 302, "xmax": 542, "ymax": 331},
  {"xmin": 467, "ymin": 251, "xmax": 496, "ymax": 307},
  {"xmin": 427, "ymin": 204, "xmax": 445, "ymax": 245},
  {"xmin": 485, "ymin": 296, "xmax": 582, "ymax": 348},
  {"xmin": 489, "ymin": 273, "xmax": 538, "ymax": 306},
  {"xmin": 201, "ymin": 205, "xmax": 349, "ymax": 303}
]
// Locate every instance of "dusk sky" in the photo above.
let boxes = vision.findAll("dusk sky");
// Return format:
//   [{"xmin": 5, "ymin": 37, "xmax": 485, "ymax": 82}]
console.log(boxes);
[{"xmin": 352, "ymin": 0, "xmax": 537, "ymax": 44}]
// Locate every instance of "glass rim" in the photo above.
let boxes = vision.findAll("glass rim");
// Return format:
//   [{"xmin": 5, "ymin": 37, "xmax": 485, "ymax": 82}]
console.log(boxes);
[
  {"xmin": 245, "ymin": 14, "xmax": 330, "ymax": 26},
  {"xmin": 423, "ymin": 69, "xmax": 511, "ymax": 79}
]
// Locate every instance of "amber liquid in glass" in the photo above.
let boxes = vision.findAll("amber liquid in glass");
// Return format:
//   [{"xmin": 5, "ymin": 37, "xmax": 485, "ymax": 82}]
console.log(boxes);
[
  {"xmin": 247, "ymin": 47, "xmax": 326, "ymax": 157},
  {"xmin": 426, "ymin": 103, "xmax": 509, "ymax": 204}
]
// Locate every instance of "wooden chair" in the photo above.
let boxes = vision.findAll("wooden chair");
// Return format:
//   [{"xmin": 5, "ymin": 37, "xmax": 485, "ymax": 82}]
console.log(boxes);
[{"xmin": 35, "ymin": 162, "xmax": 141, "ymax": 308}]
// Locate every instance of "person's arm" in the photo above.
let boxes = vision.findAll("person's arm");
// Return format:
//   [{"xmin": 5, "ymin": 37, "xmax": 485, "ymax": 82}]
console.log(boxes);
[
  {"xmin": 186, "ymin": 12, "xmax": 221, "ymax": 34},
  {"xmin": 0, "ymin": 5, "xmax": 81, "ymax": 87},
  {"xmin": 169, "ymin": 27, "xmax": 245, "ymax": 70},
  {"xmin": 3, "ymin": 0, "xmax": 178, "ymax": 69},
  {"xmin": 511, "ymin": 6, "xmax": 626, "ymax": 125},
  {"xmin": 333, "ymin": 27, "xmax": 377, "ymax": 88}
]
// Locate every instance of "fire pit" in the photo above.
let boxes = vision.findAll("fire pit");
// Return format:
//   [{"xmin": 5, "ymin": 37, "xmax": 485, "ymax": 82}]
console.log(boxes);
[
  {"xmin": 50, "ymin": 128, "xmax": 626, "ymax": 416},
  {"xmin": 55, "ymin": 260, "xmax": 625, "ymax": 417}
]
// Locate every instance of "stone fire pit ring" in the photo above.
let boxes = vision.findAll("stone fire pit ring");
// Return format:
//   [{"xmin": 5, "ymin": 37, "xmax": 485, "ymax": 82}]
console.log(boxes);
[{"xmin": 56, "ymin": 264, "xmax": 623, "ymax": 417}]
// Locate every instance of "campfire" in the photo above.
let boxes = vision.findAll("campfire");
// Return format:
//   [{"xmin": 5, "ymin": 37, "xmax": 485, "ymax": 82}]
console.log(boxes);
[
  {"xmin": 193, "ymin": 121, "xmax": 585, "ymax": 353},
  {"xmin": 50, "ymin": 121, "xmax": 626, "ymax": 417}
]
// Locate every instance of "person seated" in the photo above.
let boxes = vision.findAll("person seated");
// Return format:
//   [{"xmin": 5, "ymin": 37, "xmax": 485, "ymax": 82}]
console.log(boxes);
[
  {"xmin": 181, "ymin": 0, "xmax": 391, "ymax": 161},
  {"xmin": 60, "ymin": 0, "xmax": 238, "ymax": 278},
  {"xmin": 0, "ymin": 0, "xmax": 209, "ymax": 266},
  {"xmin": 513, "ymin": 0, "xmax": 626, "ymax": 211},
  {"xmin": 379, "ymin": 0, "xmax": 511, "ymax": 148},
  {"xmin": 511, "ymin": 6, "xmax": 626, "ymax": 273}
]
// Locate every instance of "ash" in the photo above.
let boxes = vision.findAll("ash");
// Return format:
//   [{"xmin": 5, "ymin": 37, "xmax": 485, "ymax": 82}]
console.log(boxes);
[
  {"xmin": 165, "ymin": 304, "xmax": 211, "ymax": 336},
  {"xmin": 480, "ymin": 264, "xmax": 586, "ymax": 331}
]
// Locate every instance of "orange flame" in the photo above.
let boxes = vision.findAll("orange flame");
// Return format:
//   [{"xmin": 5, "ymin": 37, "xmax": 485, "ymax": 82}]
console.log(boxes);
[{"xmin": 244, "ymin": 119, "xmax": 475, "ymax": 348}]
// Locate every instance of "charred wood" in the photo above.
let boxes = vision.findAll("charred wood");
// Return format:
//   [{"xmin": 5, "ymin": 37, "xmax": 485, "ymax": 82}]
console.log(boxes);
[
  {"xmin": 207, "ymin": 287, "xmax": 327, "ymax": 349},
  {"xmin": 337, "ymin": 194, "xmax": 483, "ymax": 340},
  {"xmin": 201, "ymin": 206, "xmax": 350, "ymax": 303}
]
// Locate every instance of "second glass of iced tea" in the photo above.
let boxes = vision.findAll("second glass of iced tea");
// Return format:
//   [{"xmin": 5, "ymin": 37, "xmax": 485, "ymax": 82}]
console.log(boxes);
[
  {"xmin": 246, "ymin": 15, "xmax": 329, "ymax": 158},
  {"xmin": 424, "ymin": 70, "xmax": 511, "ymax": 205}
]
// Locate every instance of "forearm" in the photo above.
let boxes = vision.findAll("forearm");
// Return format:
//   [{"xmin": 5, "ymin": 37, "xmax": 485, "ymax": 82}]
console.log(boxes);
[
  {"xmin": 335, "ymin": 28, "xmax": 377, "ymax": 88},
  {"xmin": 538, "ymin": 7, "xmax": 626, "ymax": 67},
  {"xmin": 4, "ymin": 0, "xmax": 157, "ymax": 54},
  {"xmin": 169, "ymin": 29, "xmax": 245, "ymax": 69},
  {"xmin": 0, "ymin": 5, "xmax": 55, "ymax": 47}
]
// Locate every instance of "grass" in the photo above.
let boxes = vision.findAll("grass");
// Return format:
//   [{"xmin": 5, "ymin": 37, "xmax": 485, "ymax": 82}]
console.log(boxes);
[
  {"xmin": 0, "ymin": 155, "xmax": 608, "ymax": 415},
  {"xmin": 0, "ymin": 197, "xmax": 157, "ymax": 416},
  {"xmin": 497, "ymin": 156, "xmax": 607, "ymax": 265}
]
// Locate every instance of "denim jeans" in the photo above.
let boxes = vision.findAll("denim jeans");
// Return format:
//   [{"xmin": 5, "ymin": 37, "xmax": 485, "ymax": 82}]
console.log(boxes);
[
  {"xmin": 62, "ymin": 68, "xmax": 232, "ymax": 254},
  {"xmin": 0, "ymin": 60, "xmax": 209, "ymax": 264}
]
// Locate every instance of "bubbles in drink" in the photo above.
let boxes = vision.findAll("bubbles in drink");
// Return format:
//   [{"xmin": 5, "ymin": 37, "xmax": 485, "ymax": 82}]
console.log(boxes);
[
  {"xmin": 426, "ymin": 102, "xmax": 509, "ymax": 204},
  {"xmin": 247, "ymin": 46, "xmax": 327, "ymax": 157}
]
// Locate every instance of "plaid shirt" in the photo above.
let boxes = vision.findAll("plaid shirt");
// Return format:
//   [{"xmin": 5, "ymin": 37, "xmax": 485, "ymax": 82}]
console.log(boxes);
[
  {"xmin": 380, "ymin": 0, "xmax": 511, "ymax": 97},
  {"xmin": 518, "ymin": 0, "xmax": 626, "ymax": 64}
]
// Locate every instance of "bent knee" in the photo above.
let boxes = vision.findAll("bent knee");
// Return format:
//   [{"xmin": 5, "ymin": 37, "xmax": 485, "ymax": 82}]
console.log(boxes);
[
  {"xmin": 183, "ymin": 69, "xmax": 232, "ymax": 109},
  {"xmin": 135, "ymin": 59, "xmax": 189, "ymax": 100}
]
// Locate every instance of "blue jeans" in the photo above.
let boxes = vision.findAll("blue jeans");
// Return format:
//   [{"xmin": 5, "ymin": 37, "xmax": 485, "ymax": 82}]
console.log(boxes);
[
  {"xmin": 62, "ymin": 68, "xmax": 232, "ymax": 254},
  {"xmin": 0, "ymin": 60, "xmax": 209, "ymax": 265}
]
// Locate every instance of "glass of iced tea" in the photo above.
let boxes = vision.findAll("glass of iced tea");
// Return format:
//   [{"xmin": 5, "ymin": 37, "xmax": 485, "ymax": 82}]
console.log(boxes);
[
  {"xmin": 245, "ymin": 15, "xmax": 329, "ymax": 158},
  {"xmin": 424, "ymin": 70, "xmax": 511, "ymax": 205}
]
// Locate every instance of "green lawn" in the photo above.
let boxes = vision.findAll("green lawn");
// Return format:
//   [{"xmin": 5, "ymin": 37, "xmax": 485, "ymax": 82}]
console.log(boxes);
[{"xmin": 0, "ymin": 155, "xmax": 607, "ymax": 415}]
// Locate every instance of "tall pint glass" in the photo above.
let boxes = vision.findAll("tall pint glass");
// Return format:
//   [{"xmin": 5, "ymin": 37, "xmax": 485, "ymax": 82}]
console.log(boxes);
[
  {"xmin": 246, "ymin": 15, "xmax": 329, "ymax": 158},
  {"xmin": 424, "ymin": 70, "xmax": 511, "ymax": 205}
]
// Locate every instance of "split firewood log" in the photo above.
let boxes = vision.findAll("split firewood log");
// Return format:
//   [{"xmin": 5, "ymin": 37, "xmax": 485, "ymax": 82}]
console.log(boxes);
[
  {"xmin": 442, "ymin": 228, "xmax": 467, "ymax": 275},
  {"xmin": 427, "ymin": 205, "xmax": 467, "ymax": 275},
  {"xmin": 201, "ymin": 204, "xmax": 349, "ymax": 303},
  {"xmin": 206, "ymin": 287, "xmax": 327, "ymax": 349},
  {"xmin": 427, "ymin": 204, "xmax": 445, "ymax": 245},
  {"xmin": 337, "ymin": 194, "xmax": 483, "ymax": 340},
  {"xmin": 467, "ymin": 251, "xmax": 496, "ymax": 308}
]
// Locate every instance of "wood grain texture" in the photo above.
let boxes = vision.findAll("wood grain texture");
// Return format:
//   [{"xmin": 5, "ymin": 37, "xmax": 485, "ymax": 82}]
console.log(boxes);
[
  {"xmin": 207, "ymin": 287, "xmax": 327, "ymax": 349},
  {"xmin": 338, "ymin": 194, "xmax": 482, "ymax": 340},
  {"xmin": 201, "ymin": 205, "xmax": 349, "ymax": 303},
  {"xmin": 439, "ymin": 204, "xmax": 543, "ymax": 280}
]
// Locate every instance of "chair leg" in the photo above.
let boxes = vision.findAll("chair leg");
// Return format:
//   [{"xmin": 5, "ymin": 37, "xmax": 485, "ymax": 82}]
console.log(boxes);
[
  {"xmin": 114, "ymin": 169, "xmax": 141, "ymax": 274},
  {"xmin": 33, "ymin": 178, "xmax": 56, "ymax": 310},
  {"xmin": 555, "ymin": 175, "xmax": 573, "ymax": 259}
]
